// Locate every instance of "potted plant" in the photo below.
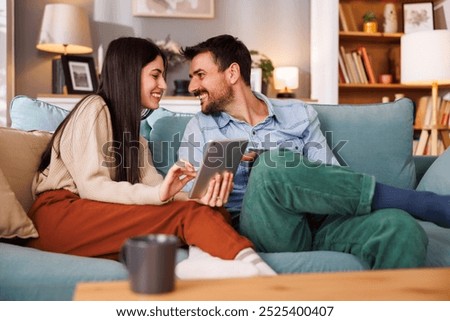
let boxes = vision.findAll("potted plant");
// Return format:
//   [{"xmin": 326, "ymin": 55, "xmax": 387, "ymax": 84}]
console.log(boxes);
[
  {"xmin": 250, "ymin": 50, "xmax": 274, "ymax": 94},
  {"xmin": 363, "ymin": 11, "xmax": 378, "ymax": 33}
]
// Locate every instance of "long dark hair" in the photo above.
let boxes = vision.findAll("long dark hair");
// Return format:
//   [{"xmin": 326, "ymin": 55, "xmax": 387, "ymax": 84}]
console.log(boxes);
[{"xmin": 38, "ymin": 37, "xmax": 167, "ymax": 184}]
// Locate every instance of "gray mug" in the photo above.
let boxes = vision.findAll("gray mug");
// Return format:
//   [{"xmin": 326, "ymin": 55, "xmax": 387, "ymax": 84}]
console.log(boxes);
[{"xmin": 120, "ymin": 234, "xmax": 179, "ymax": 294}]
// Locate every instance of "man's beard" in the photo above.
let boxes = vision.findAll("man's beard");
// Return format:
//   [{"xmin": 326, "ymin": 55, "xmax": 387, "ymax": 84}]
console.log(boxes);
[{"xmin": 200, "ymin": 86, "xmax": 234, "ymax": 115}]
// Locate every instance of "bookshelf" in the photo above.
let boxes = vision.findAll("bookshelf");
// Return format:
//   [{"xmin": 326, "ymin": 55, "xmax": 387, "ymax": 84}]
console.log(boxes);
[
  {"xmin": 337, "ymin": 0, "xmax": 450, "ymax": 155},
  {"xmin": 338, "ymin": 0, "xmax": 450, "ymax": 104}
]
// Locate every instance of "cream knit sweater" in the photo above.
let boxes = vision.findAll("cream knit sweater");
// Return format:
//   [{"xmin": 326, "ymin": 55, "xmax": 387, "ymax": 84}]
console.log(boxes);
[{"xmin": 32, "ymin": 95, "xmax": 167, "ymax": 205}]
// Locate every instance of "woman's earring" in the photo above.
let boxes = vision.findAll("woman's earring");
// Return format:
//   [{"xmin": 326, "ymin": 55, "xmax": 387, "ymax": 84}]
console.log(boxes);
[{"xmin": 141, "ymin": 108, "xmax": 152, "ymax": 120}]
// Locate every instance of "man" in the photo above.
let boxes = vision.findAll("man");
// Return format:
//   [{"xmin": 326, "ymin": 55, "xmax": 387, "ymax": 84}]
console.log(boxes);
[{"xmin": 178, "ymin": 34, "xmax": 450, "ymax": 269}]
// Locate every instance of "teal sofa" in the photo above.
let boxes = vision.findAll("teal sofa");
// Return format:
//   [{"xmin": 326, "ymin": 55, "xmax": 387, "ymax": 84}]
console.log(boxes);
[{"xmin": 1, "ymin": 95, "xmax": 449, "ymax": 300}]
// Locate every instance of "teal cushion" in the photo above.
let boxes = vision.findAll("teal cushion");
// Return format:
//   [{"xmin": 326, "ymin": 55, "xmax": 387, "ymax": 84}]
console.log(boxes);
[
  {"xmin": 149, "ymin": 113, "xmax": 193, "ymax": 175},
  {"xmin": 313, "ymin": 98, "xmax": 416, "ymax": 189},
  {"xmin": 0, "ymin": 243, "xmax": 127, "ymax": 300},
  {"xmin": 10, "ymin": 95, "xmax": 70, "ymax": 132},
  {"xmin": 260, "ymin": 251, "xmax": 368, "ymax": 273},
  {"xmin": 416, "ymin": 221, "xmax": 450, "ymax": 267},
  {"xmin": 416, "ymin": 147, "xmax": 450, "ymax": 195},
  {"xmin": 0, "ymin": 243, "xmax": 189, "ymax": 300}
]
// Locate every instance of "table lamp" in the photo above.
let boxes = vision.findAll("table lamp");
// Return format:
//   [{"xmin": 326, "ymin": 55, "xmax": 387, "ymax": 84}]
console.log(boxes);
[
  {"xmin": 274, "ymin": 66, "xmax": 299, "ymax": 98},
  {"xmin": 401, "ymin": 30, "xmax": 450, "ymax": 155},
  {"xmin": 36, "ymin": 3, "xmax": 93, "ymax": 94}
]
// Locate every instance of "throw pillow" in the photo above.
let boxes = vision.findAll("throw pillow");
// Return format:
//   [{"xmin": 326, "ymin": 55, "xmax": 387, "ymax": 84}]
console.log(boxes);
[
  {"xmin": 10, "ymin": 95, "xmax": 69, "ymax": 131},
  {"xmin": 416, "ymin": 148, "xmax": 450, "ymax": 195},
  {"xmin": 0, "ymin": 167, "xmax": 38, "ymax": 239},
  {"xmin": 313, "ymin": 98, "xmax": 417, "ymax": 189},
  {"xmin": 0, "ymin": 127, "xmax": 52, "ymax": 213}
]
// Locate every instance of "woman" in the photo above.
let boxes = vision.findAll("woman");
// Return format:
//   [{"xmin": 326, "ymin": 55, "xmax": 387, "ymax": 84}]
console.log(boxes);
[{"xmin": 27, "ymin": 37, "xmax": 275, "ymax": 279}]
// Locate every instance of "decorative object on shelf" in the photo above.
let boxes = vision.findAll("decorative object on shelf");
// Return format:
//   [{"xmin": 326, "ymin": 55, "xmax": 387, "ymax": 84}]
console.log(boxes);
[
  {"xmin": 250, "ymin": 68, "xmax": 262, "ymax": 93},
  {"xmin": 250, "ymin": 50, "xmax": 274, "ymax": 95},
  {"xmin": 155, "ymin": 35, "xmax": 184, "ymax": 68},
  {"xmin": 132, "ymin": 0, "xmax": 214, "ymax": 19},
  {"xmin": 388, "ymin": 46, "xmax": 401, "ymax": 83},
  {"xmin": 61, "ymin": 55, "xmax": 98, "ymax": 94},
  {"xmin": 274, "ymin": 66, "xmax": 299, "ymax": 98},
  {"xmin": 173, "ymin": 79, "xmax": 191, "ymax": 96},
  {"xmin": 402, "ymin": 2, "xmax": 434, "ymax": 34},
  {"xmin": 36, "ymin": 4, "xmax": 93, "ymax": 94},
  {"xmin": 362, "ymin": 11, "xmax": 378, "ymax": 33},
  {"xmin": 379, "ymin": 74, "xmax": 393, "ymax": 84},
  {"xmin": 383, "ymin": 2, "xmax": 398, "ymax": 33},
  {"xmin": 401, "ymin": 29, "xmax": 450, "ymax": 155}
]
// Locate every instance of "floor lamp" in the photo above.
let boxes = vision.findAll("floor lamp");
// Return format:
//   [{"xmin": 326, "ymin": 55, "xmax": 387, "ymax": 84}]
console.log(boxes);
[
  {"xmin": 36, "ymin": 4, "xmax": 93, "ymax": 94},
  {"xmin": 401, "ymin": 30, "xmax": 450, "ymax": 156}
]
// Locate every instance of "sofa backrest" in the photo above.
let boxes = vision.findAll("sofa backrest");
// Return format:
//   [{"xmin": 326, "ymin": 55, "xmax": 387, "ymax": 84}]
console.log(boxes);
[
  {"xmin": 146, "ymin": 98, "xmax": 416, "ymax": 189},
  {"xmin": 9, "ymin": 96, "xmax": 417, "ymax": 193}
]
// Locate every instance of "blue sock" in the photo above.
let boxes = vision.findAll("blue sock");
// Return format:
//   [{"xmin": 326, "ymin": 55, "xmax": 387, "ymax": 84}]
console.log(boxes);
[{"xmin": 372, "ymin": 183, "xmax": 450, "ymax": 228}]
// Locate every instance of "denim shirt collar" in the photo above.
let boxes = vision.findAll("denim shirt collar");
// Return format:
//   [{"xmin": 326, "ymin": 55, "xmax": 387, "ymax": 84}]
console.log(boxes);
[{"xmin": 215, "ymin": 91, "xmax": 276, "ymax": 128}]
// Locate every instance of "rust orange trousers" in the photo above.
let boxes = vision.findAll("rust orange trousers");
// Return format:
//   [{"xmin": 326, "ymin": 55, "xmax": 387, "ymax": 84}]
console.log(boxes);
[{"xmin": 27, "ymin": 189, "xmax": 252, "ymax": 260}]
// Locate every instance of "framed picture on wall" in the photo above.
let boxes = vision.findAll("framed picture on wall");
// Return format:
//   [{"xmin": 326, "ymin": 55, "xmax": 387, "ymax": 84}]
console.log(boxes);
[
  {"xmin": 132, "ymin": 0, "xmax": 214, "ymax": 18},
  {"xmin": 403, "ymin": 2, "xmax": 435, "ymax": 33},
  {"xmin": 61, "ymin": 55, "xmax": 98, "ymax": 94}
]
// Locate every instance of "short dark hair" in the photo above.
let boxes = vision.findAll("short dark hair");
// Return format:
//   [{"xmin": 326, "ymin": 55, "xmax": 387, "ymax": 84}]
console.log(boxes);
[{"xmin": 181, "ymin": 34, "xmax": 252, "ymax": 86}]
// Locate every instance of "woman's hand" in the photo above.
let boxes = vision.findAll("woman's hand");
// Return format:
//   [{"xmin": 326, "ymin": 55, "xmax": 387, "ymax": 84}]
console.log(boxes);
[
  {"xmin": 194, "ymin": 172, "xmax": 234, "ymax": 207},
  {"xmin": 159, "ymin": 160, "xmax": 196, "ymax": 202}
]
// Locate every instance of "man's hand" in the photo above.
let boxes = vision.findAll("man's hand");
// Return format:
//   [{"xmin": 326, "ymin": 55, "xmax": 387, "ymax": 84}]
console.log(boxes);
[{"xmin": 195, "ymin": 172, "xmax": 234, "ymax": 207}]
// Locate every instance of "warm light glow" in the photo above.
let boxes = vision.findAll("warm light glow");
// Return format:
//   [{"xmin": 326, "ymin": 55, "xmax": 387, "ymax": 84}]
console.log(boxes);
[
  {"xmin": 36, "ymin": 4, "xmax": 93, "ymax": 54},
  {"xmin": 274, "ymin": 66, "xmax": 299, "ymax": 91},
  {"xmin": 401, "ymin": 30, "xmax": 450, "ymax": 85}
]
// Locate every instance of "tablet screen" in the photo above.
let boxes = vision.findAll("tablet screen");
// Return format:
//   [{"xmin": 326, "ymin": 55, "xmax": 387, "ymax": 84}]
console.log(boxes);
[{"xmin": 188, "ymin": 139, "xmax": 248, "ymax": 199}]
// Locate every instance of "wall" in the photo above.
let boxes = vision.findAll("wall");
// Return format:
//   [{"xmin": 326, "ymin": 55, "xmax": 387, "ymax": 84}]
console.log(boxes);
[{"xmin": 14, "ymin": 0, "xmax": 311, "ymax": 99}]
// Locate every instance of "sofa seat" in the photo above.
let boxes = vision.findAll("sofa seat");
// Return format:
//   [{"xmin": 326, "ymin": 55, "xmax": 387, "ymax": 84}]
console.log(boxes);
[{"xmin": 1, "ymin": 95, "xmax": 449, "ymax": 301}]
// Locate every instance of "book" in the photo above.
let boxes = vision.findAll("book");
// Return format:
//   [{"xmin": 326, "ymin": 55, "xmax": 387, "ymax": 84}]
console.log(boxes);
[
  {"xmin": 345, "ymin": 52, "xmax": 360, "ymax": 83},
  {"xmin": 415, "ymin": 130, "xmax": 429, "ymax": 156},
  {"xmin": 414, "ymin": 96, "xmax": 430, "ymax": 128},
  {"xmin": 340, "ymin": 46, "xmax": 356, "ymax": 83},
  {"xmin": 423, "ymin": 97, "xmax": 433, "ymax": 128},
  {"xmin": 339, "ymin": 4, "xmax": 349, "ymax": 32},
  {"xmin": 352, "ymin": 51, "xmax": 368, "ymax": 84},
  {"xmin": 338, "ymin": 52, "xmax": 350, "ymax": 83},
  {"xmin": 358, "ymin": 47, "xmax": 376, "ymax": 84},
  {"xmin": 441, "ymin": 101, "xmax": 450, "ymax": 126},
  {"xmin": 341, "ymin": 3, "xmax": 358, "ymax": 31}
]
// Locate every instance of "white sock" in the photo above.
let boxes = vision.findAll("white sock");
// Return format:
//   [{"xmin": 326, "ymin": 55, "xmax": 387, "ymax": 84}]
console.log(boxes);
[
  {"xmin": 235, "ymin": 248, "xmax": 277, "ymax": 276},
  {"xmin": 175, "ymin": 246, "xmax": 259, "ymax": 280}
]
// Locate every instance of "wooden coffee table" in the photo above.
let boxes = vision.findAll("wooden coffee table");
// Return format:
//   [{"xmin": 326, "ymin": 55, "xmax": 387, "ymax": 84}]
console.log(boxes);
[{"xmin": 74, "ymin": 267, "xmax": 450, "ymax": 301}]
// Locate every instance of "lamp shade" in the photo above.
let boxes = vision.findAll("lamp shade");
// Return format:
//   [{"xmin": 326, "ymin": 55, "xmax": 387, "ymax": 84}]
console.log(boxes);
[
  {"xmin": 401, "ymin": 30, "xmax": 450, "ymax": 85},
  {"xmin": 36, "ymin": 4, "xmax": 93, "ymax": 54},
  {"xmin": 274, "ymin": 66, "xmax": 299, "ymax": 90}
]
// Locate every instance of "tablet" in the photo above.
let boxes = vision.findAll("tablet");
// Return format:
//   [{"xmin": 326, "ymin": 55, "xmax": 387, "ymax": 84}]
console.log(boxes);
[{"xmin": 188, "ymin": 139, "xmax": 249, "ymax": 199}]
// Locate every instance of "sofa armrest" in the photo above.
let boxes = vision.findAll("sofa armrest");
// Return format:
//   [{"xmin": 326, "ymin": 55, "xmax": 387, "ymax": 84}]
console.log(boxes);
[{"xmin": 413, "ymin": 156, "xmax": 437, "ymax": 186}]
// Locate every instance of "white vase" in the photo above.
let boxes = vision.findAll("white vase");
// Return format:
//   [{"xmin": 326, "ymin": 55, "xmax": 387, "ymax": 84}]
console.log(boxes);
[{"xmin": 383, "ymin": 3, "xmax": 398, "ymax": 33}]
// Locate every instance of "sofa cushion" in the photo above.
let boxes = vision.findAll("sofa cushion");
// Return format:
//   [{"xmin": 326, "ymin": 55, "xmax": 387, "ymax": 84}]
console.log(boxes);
[
  {"xmin": 313, "ymin": 98, "xmax": 416, "ymax": 189},
  {"xmin": 147, "ymin": 108, "xmax": 195, "ymax": 175},
  {"xmin": 416, "ymin": 147, "xmax": 450, "ymax": 195},
  {"xmin": 0, "ymin": 167, "xmax": 38, "ymax": 239},
  {"xmin": 10, "ymin": 95, "xmax": 70, "ymax": 132},
  {"xmin": 0, "ymin": 127, "xmax": 52, "ymax": 213}
]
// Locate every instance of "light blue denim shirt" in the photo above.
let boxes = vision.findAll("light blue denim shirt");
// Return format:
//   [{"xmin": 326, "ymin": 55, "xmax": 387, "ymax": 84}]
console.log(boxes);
[{"xmin": 179, "ymin": 92, "xmax": 339, "ymax": 212}]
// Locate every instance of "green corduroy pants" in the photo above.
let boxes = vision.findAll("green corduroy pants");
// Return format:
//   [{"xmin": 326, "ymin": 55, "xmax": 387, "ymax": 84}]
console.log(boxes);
[{"xmin": 239, "ymin": 150, "xmax": 428, "ymax": 269}]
